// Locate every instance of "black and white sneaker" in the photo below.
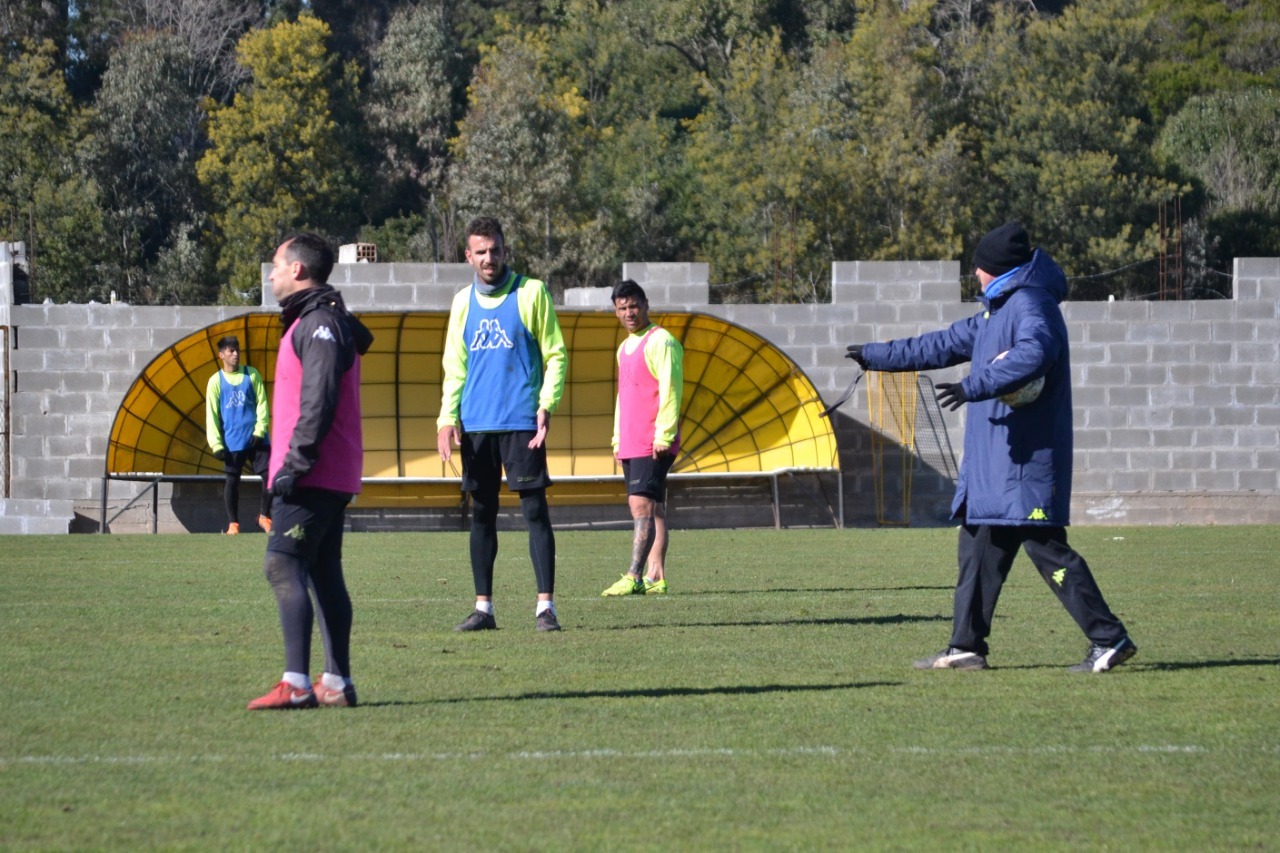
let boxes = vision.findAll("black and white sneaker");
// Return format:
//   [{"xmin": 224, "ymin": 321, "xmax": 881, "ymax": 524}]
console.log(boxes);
[
  {"xmin": 535, "ymin": 609, "xmax": 561, "ymax": 632},
  {"xmin": 1069, "ymin": 637, "xmax": 1137, "ymax": 673},
  {"xmin": 454, "ymin": 610, "xmax": 497, "ymax": 632},
  {"xmin": 913, "ymin": 646, "xmax": 989, "ymax": 670}
]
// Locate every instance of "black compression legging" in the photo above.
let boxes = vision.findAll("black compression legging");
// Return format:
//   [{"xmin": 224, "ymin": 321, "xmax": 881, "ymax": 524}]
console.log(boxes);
[
  {"xmin": 223, "ymin": 455, "xmax": 272, "ymax": 522},
  {"xmin": 263, "ymin": 496, "xmax": 353, "ymax": 677},
  {"xmin": 223, "ymin": 471, "xmax": 241, "ymax": 524},
  {"xmin": 469, "ymin": 485, "xmax": 555, "ymax": 596}
]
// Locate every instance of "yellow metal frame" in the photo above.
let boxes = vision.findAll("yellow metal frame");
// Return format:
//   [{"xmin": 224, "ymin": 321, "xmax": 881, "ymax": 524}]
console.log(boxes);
[
  {"xmin": 869, "ymin": 371, "xmax": 918, "ymax": 526},
  {"xmin": 106, "ymin": 311, "xmax": 839, "ymax": 512}
]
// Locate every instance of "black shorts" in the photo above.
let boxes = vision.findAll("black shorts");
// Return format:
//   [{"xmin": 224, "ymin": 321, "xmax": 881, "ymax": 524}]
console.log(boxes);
[
  {"xmin": 266, "ymin": 488, "xmax": 352, "ymax": 561},
  {"xmin": 461, "ymin": 431, "xmax": 552, "ymax": 493},
  {"xmin": 621, "ymin": 454, "xmax": 675, "ymax": 501},
  {"xmin": 225, "ymin": 445, "xmax": 271, "ymax": 478}
]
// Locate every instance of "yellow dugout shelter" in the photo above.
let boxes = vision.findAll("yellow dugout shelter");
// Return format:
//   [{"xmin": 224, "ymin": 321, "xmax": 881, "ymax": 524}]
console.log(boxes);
[{"xmin": 104, "ymin": 311, "xmax": 841, "ymax": 528}]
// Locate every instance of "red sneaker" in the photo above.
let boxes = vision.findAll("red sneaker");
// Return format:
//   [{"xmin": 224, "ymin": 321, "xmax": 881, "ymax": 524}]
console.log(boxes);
[
  {"xmin": 258, "ymin": 515, "xmax": 272, "ymax": 534},
  {"xmin": 225, "ymin": 522, "xmax": 240, "ymax": 535},
  {"xmin": 246, "ymin": 680, "xmax": 317, "ymax": 710},
  {"xmin": 312, "ymin": 675, "xmax": 358, "ymax": 708}
]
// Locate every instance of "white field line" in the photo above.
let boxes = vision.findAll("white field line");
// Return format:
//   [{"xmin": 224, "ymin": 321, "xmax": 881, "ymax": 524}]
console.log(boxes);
[{"xmin": 5, "ymin": 744, "xmax": 1270, "ymax": 767}]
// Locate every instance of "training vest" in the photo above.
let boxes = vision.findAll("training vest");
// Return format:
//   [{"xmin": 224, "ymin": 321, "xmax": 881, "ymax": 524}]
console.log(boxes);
[
  {"xmin": 617, "ymin": 327, "xmax": 680, "ymax": 458},
  {"xmin": 217, "ymin": 370, "xmax": 258, "ymax": 452},
  {"xmin": 460, "ymin": 276, "xmax": 541, "ymax": 432},
  {"xmin": 270, "ymin": 316, "xmax": 363, "ymax": 494}
]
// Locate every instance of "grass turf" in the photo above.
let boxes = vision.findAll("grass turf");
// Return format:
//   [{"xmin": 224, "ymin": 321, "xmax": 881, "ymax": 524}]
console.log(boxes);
[{"xmin": 2, "ymin": 526, "xmax": 1278, "ymax": 849}]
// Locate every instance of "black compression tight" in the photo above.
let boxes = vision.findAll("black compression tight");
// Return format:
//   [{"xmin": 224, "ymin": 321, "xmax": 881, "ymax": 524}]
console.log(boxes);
[
  {"xmin": 468, "ymin": 485, "xmax": 555, "ymax": 596},
  {"xmin": 263, "ymin": 550, "xmax": 352, "ymax": 677},
  {"xmin": 223, "ymin": 472, "xmax": 240, "ymax": 524},
  {"xmin": 521, "ymin": 489, "xmax": 556, "ymax": 595}
]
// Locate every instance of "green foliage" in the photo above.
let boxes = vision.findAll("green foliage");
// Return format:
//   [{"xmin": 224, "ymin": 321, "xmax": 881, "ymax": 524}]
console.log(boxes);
[
  {"xmin": 817, "ymin": 0, "xmax": 973, "ymax": 263},
  {"xmin": 364, "ymin": 0, "xmax": 459, "ymax": 260},
  {"xmin": 148, "ymin": 219, "xmax": 220, "ymax": 305},
  {"xmin": 1144, "ymin": 0, "xmax": 1280, "ymax": 121},
  {"xmin": 358, "ymin": 213, "xmax": 435, "ymax": 262},
  {"xmin": 89, "ymin": 31, "xmax": 207, "ymax": 304},
  {"xmin": 684, "ymin": 32, "xmax": 818, "ymax": 301},
  {"xmin": 447, "ymin": 25, "xmax": 580, "ymax": 283},
  {"xmin": 197, "ymin": 14, "xmax": 363, "ymax": 302},
  {"xmin": 969, "ymin": 0, "xmax": 1184, "ymax": 298},
  {"xmin": 618, "ymin": 0, "xmax": 778, "ymax": 83},
  {"xmin": 25, "ymin": 176, "xmax": 114, "ymax": 303},
  {"xmin": 684, "ymin": 1, "xmax": 973, "ymax": 301},
  {"xmin": 537, "ymin": 0, "xmax": 704, "ymax": 284},
  {"xmin": 0, "ymin": 40, "xmax": 110, "ymax": 303},
  {"xmin": 307, "ymin": 0, "xmax": 403, "ymax": 72},
  {"xmin": 0, "ymin": 0, "xmax": 68, "ymax": 60},
  {"xmin": 3, "ymin": 0, "xmax": 1279, "ymax": 303},
  {"xmin": 1157, "ymin": 87, "xmax": 1280, "ymax": 274},
  {"xmin": 1157, "ymin": 88, "xmax": 1280, "ymax": 214},
  {"xmin": 367, "ymin": 0, "xmax": 455, "ymax": 191},
  {"xmin": 2, "ymin": 527, "xmax": 1279, "ymax": 847}
]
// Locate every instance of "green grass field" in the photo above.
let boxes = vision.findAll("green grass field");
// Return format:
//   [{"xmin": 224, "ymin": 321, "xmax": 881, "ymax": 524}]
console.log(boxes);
[{"xmin": 3, "ymin": 526, "xmax": 1278, "ymax": 849}]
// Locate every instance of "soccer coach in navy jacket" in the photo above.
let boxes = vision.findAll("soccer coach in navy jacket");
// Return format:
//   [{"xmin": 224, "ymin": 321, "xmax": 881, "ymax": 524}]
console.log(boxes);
[{"xmin": 847, "ymin": 223, "xmax": 1137, "ymax": 674}]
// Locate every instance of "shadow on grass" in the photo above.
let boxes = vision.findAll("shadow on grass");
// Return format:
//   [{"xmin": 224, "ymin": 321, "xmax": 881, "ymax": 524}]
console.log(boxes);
[
  {"xmin": 597, "ymin": 613, "xmax": 951, "ymax": 631},
  {"xmin": 415, "ymin": 680, "xmax": 902, "ymax": 705},
  {"xmin": 988, "ymin": 657, "xmax": 1280, "ymax": 673},
  {"xmin": 1138, "ymin": 657, "xmax": 1280, "ymax": 672},
  {"xmin": 681, "ymin": 585, "xmax": 954, "ymax": 595}
]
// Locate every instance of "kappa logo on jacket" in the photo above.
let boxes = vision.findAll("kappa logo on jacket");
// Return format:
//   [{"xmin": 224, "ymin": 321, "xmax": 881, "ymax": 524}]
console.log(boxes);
[
  {"xmin": 311, "ymin": 325, "xmax": 336, "ymax": 342},
  {"xmin": 469, "ymin": 318, "xmax": 514, "ymax": 351}
]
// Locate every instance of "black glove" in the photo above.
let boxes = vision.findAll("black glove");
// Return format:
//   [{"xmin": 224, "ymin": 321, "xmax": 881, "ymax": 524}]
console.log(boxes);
[
  {"xmin": 271, "ymin": 471, "xmax": 298, "ymax": 498},
  {"xmin": 247, "ymin": 434, "xmax": 263, "ymax": 452},
  {"xmin": 845, "ymin": 345, "xmax": 869, "ymax": 370},
  {"xmin": 213, "ymin": 448, "xmax": 228, "ymax": 462},
  {"xmin": 935, "ymin": 382, "xmax": 969, "ymax": 411}
]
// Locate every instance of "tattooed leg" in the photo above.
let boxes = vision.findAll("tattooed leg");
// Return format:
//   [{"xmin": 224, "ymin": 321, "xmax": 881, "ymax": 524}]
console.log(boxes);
[{"xmin": 628, "ymin": 495, "xmax": 657, "ymax": 577}]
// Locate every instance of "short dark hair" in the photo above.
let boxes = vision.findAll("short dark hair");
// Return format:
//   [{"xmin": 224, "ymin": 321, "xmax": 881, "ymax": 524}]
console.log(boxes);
[
  {"xmin": 611, "ymin": 279, "xmax": 647, "ymax": 305},
  {"xmin": 216, "ymin": 336, "xmax": 240, "ymax": 351},
  {"xmin": 283, "ymin": 233, "xmax": 334, "ymax": 283},
  {"xmin": 466, "ymin": 217, "xmax": 505, "ymax": 246}
]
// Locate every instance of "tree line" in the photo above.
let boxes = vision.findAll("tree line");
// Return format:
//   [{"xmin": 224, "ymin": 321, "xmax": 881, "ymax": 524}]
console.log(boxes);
[{"xmin": 2, "ymin": 0, "xmax": 1277, "ymax": 305}]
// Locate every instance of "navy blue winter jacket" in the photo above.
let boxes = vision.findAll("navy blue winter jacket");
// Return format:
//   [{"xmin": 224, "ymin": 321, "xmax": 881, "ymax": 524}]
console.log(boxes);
[{"xmin": 861, "ymin": 250, "xmax": 1073, "ymax": 526}]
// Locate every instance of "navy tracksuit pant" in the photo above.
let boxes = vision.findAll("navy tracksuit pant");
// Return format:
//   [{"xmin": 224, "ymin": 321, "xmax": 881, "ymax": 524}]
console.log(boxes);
[{"xmin": 950, "ymin": 524, "xmax": 1128, "ymax": 656}]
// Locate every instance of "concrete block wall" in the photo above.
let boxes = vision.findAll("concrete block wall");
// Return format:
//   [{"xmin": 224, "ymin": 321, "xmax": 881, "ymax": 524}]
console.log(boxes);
[
  {"xmin": 260, "ymin": 262, "xmax": 472, "ymax": 310},
  {"xmin": 566, "ymin": 257, "xmax": 1280, "ymax": 526},
  {"xmin": 0, "ymin": 499, "xmax": 76, "ymax": 533},
  {"xmin": 3, "ymin": 257, "xmax": 1278, "ymax": 531},
  {"xmin": 612, "ymin": 259, "xmax": 975, "ymax": 524},
  {"xmin": 0, "ymin": 300, "xmax": 244, "ymax": 531}
]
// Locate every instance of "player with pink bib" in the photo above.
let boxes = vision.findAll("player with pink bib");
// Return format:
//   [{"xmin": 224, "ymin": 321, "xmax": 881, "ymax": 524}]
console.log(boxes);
[
  {"xmin": 601, "ymin": 280, "xmax": 685, "ymax": 597},
  {"xmin": 246, "ymin": 234, "xmax": 374, "ymax": 710}
]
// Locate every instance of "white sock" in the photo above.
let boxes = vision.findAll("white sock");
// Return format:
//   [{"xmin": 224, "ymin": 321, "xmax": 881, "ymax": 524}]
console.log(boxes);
[
  {"xmin": 475, "ymin": 600, "xmax": 494, "ymax": 615},
  {"xmin": 536, "ymin": 600, "xmax": 555, "ymax": 616},
  {"xmin": 322, "ymin": 673, "xmax": 350, "ymax": 689},
  {"xmin": 283, "ymin": 671, "xmax": 310, "ymax": 690}
]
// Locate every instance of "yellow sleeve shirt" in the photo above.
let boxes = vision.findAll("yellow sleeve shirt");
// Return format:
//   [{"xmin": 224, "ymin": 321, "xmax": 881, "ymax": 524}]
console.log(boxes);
[
  {"xmin": 612, "ymin": 324, "xmax": 684, "ymax": 452},
  {"xmin": 437, "ymin": 271, "xmax": 567, "ymax": 430}
]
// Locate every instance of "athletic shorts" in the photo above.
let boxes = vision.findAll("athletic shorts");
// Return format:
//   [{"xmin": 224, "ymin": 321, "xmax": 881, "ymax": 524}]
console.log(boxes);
[
  {"xmin": 461, "ymin": 431, "xmax": 552, "ymax": 493},
  {"xmin": 266, "ymin": 488, "xmax": 352, "ymax": 560},
  {"xmin": 225, "ymin": 445, "xmax": 271, "ymax": 478},
  {"xmin": 621, "ymin": 453, "xmax": 675, "ymax": 501}
]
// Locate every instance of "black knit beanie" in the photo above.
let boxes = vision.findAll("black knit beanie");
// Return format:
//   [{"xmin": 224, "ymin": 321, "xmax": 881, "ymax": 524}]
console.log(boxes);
[{"xmin": 973, "ymin": 222, "xmax": 1033, "ymax": 276}]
